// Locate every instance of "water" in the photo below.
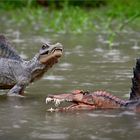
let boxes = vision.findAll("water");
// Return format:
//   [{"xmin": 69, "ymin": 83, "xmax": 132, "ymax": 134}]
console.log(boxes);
[{"xmin": 1, "ymin": 21, "xmax": 140, "ymax": 140}]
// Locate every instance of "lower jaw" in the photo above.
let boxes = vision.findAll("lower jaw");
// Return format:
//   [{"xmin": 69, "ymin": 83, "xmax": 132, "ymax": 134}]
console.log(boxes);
[
  {"xmin": 47, "ymin": 106, "xmax": 96, "ymax": 112},
  {"xmin": 45, "ymin": 58, "xmax": 59, "ymax": 66}
]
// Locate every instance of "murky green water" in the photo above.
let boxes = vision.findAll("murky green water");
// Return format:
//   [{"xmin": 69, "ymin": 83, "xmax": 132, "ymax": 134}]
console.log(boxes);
[{"xmin": 1, "ymin": 19, "xmax": 140, "ymax": 140}]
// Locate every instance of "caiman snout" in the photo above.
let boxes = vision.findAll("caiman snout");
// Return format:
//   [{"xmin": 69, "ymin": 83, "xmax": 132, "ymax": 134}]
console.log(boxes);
[
  {"xmin": 39, "ymin": 42, "xmax": 63, "ymax": 65},
  {"xmin": 46, "ymin": 91, "xmax": 96, "ymax": 112},
  {"xmin": 52, "ymin": 43, "xmax": 63, "ymax": 58}
]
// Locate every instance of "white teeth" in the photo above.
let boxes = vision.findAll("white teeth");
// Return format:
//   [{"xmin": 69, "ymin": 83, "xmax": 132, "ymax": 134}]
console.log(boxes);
[
  {"xmin": 66, "ymin": 99, "xmax": 72, "ymax": 102},
  {"xmin": 46, "ymin": 97, "xmax": 53, "ymax": 104},
  {"xmin": 55, "ymin": 99, "xmax": 61, "ymax": 107},
  {"xmin": 46, "ymin": 97, "xmax": 65, "ymax": 106},
  {"xmin": 47, "ymin": 108, "xmax": 55, "ymax": 112}
]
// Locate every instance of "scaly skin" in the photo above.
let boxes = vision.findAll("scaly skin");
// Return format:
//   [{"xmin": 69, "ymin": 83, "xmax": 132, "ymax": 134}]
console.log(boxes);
[
  {"xmin": 0, "ymin": 35, "xmax": 63, "ymax": 95},
  {"xmin": 46, "ymin": 90, "xmax": 140, "ymax": 112},
  {"xmin": 46, "ymin": 58, "xmax": 140, "ymax": 112}
]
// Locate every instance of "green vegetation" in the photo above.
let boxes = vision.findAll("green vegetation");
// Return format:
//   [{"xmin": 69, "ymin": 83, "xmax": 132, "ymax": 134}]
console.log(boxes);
[
  {"xmin": 0, "ymin": 0, "xmax": 140, "ymax": 35},
  {"xmin": 0, "ymin": 0, "xmax": 106, "ymax": 9}
]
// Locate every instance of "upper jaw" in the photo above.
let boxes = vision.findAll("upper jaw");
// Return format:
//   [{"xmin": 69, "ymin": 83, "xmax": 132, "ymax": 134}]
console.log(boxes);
[
  {"xmin": 48, "ymin": 42, "xmax": 63, "ymax": 54},
  {"xmin": 53, "ymin": 48, "xmax": 63, "ymax": 52},
  {"xmin": 40, "ymin": 47, "xmax": 63, "ymax": 56},
  {"xmin": 46, "ymin": 97, "xmax": 95, "ymax": 112},
  {"xmin": 40, "ymin": 42, "xmax": 63, "ymax": 55},
  {"xmin": 46, "ymin": 96, "xmax": 73, "ymax": 106},
  {"xmin": 46, "ymin": 97, "xmax": 65, "ymax": 106},
  {"xmin": 39, "ymin": 47, "xmax": 63, "ymax": 65},
  {"xmin": 46, "ymin": 95, "xmax": 97, "ymax": 112},
  {"xmin": 46, "ymin": 96, "xmax": 76, "ymax": 112},
  {"xmin": 50, "ymin": 45, "xmax": 63, "ymax": 54},
  {"xmin": 45, "ymin": 96, "xmax": 93, "ymax": 112}
]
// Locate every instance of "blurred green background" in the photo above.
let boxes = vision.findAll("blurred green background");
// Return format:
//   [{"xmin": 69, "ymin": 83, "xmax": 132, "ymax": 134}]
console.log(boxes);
[{"xmin": 0, "ymin": 0, "xmax": 140, "ymax": 34}]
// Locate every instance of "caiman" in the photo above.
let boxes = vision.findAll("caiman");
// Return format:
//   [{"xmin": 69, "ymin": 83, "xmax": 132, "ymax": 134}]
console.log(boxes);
[
  {"xmin": 0, "ymin": 35, "xmax": 63, "ymax": 96},
  {"xmin": 46, "ymin": 58, "xmax": 140, "ymax": 112}
]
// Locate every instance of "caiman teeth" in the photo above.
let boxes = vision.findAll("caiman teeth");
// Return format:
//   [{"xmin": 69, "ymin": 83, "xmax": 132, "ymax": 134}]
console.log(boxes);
[
  {"xmin": 46, "ymin": 97, "xmax": 65, "ymax": 106},
  {"xmin": 46, "ymin": 97, "xmax": 53, "ymax": 104},
  {"xmin": 66, "ymin": 99, "xmax": 72, "ymax": 102},
  {"xmin": 54, "ymin": 99, "xmax": 61, "ymax": 107}
]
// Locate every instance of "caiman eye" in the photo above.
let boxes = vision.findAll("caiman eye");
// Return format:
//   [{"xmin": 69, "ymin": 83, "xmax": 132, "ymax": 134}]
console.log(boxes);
[
  {"xmin": 83, "ymin": 92, "xmax": 87, "ymax": 95},
  {"xmin": 42, "ymin": 44, "xmax": 49, "ymax": 49},
  {"xmin": 82, "ymin": 91, "xmax": 90, "ymax": 95}
]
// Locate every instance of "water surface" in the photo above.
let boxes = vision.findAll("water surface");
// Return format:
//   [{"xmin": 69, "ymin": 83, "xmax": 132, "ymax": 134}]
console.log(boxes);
[{"xmin": 1, "ymin": 21, "xmax": 140, "ymax": 140}]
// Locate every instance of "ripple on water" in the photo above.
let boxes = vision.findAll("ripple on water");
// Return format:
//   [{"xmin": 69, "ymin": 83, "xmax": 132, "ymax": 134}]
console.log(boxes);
[
  {"xmin": 80, "ymin": 82, "xmax": 93, "ymax": 86},
  {"xmin": 88, "ymin": 113, "xmax": 118, "ymax": 118},
  {"xmin": 135, "ymin": 122, "xmax": 140, "ymax": 129},
  {"xmin": 30, "ymin": 131, "xmax": 69, "ymax": 140},
  {"xmin": 58, "ymin": 63, "xmax": 73, "ymax": 71},
  {"xmin": 12, "ymin": 124, "xmax": 21, "ymax": 129},
  {"xmin": 0, "ymin": 92, "xmax": 6, "ymax": 96},
  {"xmin": 90, "ymin": 135, "xmax": 113, "ymax": 140},
  {"xmin": 19, "ymin": 52, "xmax": 28, "ymax": 59},
  {"xmin": 103, "ymin": 49, "xmax": 122, "ymax": 62},
  {"xmin": 12, "ymin": 38, "xmax": 25, "ymax": 43},
  {"xmin": 14, "ymin": 105, "xmax": 23, "ymax": 109},
  {"xmin": 123, "ymin": 93, "xmax": 130, "ymax": 98},
  {"xmin": 73, "ymin": 46, "xmax": 85, "ymax": 57},
  {"xmin": 119, "ymin": 111, "xmax": 136, "ymax": 116},
  {"xmin": 43, "ymin": 75, "xmax": 65, "ymax": 81},
  {"xmin": 94, "ymin": 48, "xmax": 104, "ymax": 53},
  {"xmin": 19, "ymin": 120, "xmax": 28, "ymax": 124}
]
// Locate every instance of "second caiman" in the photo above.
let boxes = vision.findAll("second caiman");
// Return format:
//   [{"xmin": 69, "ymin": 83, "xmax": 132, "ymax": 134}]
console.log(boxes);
[
  {"xmin": 46, "ymin": 57, "xmax": 140, "ymax": 112},
  {"xmin": 0, "ymin": 35, "xmax": 63, "ymax": 95}
]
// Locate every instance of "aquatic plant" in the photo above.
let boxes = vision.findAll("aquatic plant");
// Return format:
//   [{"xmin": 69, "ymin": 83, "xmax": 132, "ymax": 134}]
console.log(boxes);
[{"xmin": 0, "ymin": 0, "xmax": 140, "ymax": 36}]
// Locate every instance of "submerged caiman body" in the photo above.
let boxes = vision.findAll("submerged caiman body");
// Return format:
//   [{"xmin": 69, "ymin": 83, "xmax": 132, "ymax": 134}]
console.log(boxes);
[
  {"xmin": 46, "ymin": 57, "xmax": 140, "ymax": 112},
  {"xmin": 0, "ymin": 35, "xmax": 63, "ymax": 95}
]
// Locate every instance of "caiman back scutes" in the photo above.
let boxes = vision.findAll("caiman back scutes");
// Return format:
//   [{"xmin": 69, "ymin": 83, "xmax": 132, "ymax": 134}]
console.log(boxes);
[
  {"xmin": 93, "ymin": 91, "xmax": 127, "ymax": 106},
  {"xmin": 0, "ymin": 35, "xmax": 22, "ymax": 61},
  {"xmin": 130, "ymin": 59, "xmax": 140, "ymax": 100}
]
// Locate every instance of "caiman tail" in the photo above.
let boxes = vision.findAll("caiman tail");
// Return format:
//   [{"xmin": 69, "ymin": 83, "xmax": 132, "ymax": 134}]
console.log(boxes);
[{"xmin": 130, "ymin": 59, "xmax": 140, "ymax": 100}]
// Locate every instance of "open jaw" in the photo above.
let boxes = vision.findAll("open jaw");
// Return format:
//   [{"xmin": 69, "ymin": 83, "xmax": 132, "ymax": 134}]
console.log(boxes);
[
  {"xmin": 40, "ymin": 48, "xmax": 63, "ymax": 65},
  {"xmin": 46, "ymin": 93, "xmax": 96, "ymax": 112}
]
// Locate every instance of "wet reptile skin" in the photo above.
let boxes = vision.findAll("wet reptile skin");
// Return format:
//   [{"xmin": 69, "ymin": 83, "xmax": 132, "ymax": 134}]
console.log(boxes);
[
  {"xmin": 46, "ymin": 59, "xmax": 140, "ymax": 111},
  {"xmin": 0, "ymin": 35, "xmax": 63, "ymax": 95}
]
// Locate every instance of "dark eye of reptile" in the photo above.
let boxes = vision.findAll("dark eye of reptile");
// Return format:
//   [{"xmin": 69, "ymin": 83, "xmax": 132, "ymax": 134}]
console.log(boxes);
[
  {"xmin": 42, "ymin": 44, "xmax": 49, "ymax": 49},
  {"xmin": 82, "ymin": 91, "xmax": 90, "ymax": 95}
]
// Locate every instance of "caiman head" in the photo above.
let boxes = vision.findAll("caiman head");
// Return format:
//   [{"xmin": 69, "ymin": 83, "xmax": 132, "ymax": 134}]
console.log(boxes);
[
  {"xmin": 46, "ymin": 90, "xmax": 125, "ymax": 112},
  {"xmin": 39, "ymin": 42, "xmax": 63, "ymax": 67},
  {"xmin": 46, "ymin": 90, "xmax": 96, "ymax": 112}
]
